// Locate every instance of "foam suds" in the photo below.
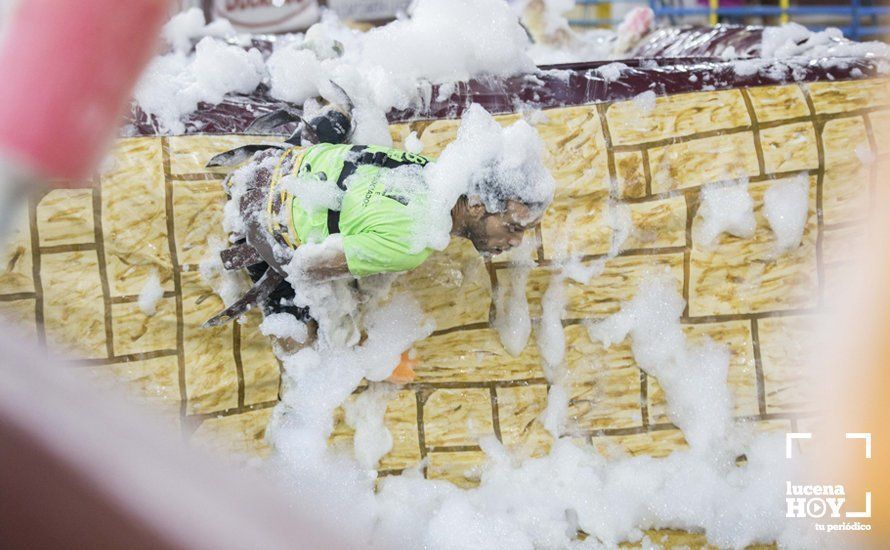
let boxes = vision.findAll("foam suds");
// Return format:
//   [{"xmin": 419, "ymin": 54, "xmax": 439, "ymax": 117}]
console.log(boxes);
[
  {"xmin": 199, "ymin": 237, "xmax": 249, "ymax": 308},
  {"xmin": 281, "ymin": 173, "xmax": 345, "ymax": 214},
  {"xmin": 763, "ymin": 174, "xmax": 810, "ymax": 253},
  {"xmin": 264, "ymin": 271, "xmax": 816, "ymax": 548},
  {"xmin": 761, "ymin": 22, "xmax": 890, "ymax": 60},
  {"xmin": 404, "ymin": 131, "xmax": 424, "ymax": 154},
  {"xmin": 136, "ymin": 12, "xmax": 263, "ymax": 133},
  {"xmin": 633, "ymin": 90, "xmax": 657, "ymax": 114},
  {"xmin": 344, "ymin": 383, "xmax": 396, "ymax": 470},
  {"xmin": 137, "ymin": 7, "xmax": 889, "ymax": 137},
  {"xmin": 161, "ymin": 8, "xmax": 239, "ymax": 54},
  {"xmin": 137, "ymin": 270, "xmax": 164, "ymax": 316},
  {"xmin": 136, "ymin": 1, "xmax": 535, "ymax": 140},
  {"xmin": 258, "ymin": 240, "xmax": 815, "ymax": 548},
  {"xmin": 413, "ymin": 103, "xmax": 555, "ymax": 253},
  {"xmin": 164, "ymin": 6, "xmax": 845, "ymax": 546},
  {"xmin": 492, "ymin": 239, "xmax": 535, "ymax": 357},
  {"xmin": 694, "ymin": 179, "xmax": 757, "ymax": 247},
  {"xmin": 260, "ymin": 313, "xmax": 309, "ymax": 344},
  {"xmin": 596, "ymin": 61, "xmax": 629, "ymax": 82},
  {"xmin": 733, "ymin": 23, "xmax": 890, "ymax": 81}
]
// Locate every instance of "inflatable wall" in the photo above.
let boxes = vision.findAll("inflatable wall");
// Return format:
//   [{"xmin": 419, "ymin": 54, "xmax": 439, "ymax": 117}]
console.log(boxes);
[{"xmin": 0, "ymin": 29, "xmax": 886, "ymax": 544}]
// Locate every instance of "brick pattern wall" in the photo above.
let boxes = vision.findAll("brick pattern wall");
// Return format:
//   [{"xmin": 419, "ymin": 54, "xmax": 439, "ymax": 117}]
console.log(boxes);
[{"xmin": 0, "ymin": 79, "xmax": 885, "ymax": 488}]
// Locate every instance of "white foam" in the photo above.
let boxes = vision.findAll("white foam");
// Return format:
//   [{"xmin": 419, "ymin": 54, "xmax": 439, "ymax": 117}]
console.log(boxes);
[
  {"xmin": 415, "ymin": 104, "xmax": 555, "ymax": 253},
  {"xmin": 493, "ymin": 240, "xmax": 535, "ymax": 357},
  {"xmin": 254, "ymin": 252, "xmax": 816, "ymax": 548},
  {"xmin": 761, "ymin": 22, "xmax": 890, "ymax": 60},
  {"xmin": 694, "ymin": 179, "xmax": 756, "ymax": 247},
  {"xmin": 344, "ymin": 383, "xmax": 395, "ymax": 470},
  {"xmin": 138, "ymin": 270, "xmax": 164, "ymax": 316},
  {"xmin": 199, "ymin": 237, "xmax": 250, "ymax": 309},
  {"xmin": 162, "ymin": 8, "xmax": 238, "ymax": 54},
  {"xmin": 540, "ymin": 383, "xmax": 569, "ymax": 438},
  {"xmin": 280, "ymin": 173, "xmax": 344, "ymax": 214},
  {"xmin": 261, "ymin": 0, "xmax": 535, "ymax": 145},
  {"xmin": 632, "ymin": 90, "xmax": 657, "ymax": 114},
  {"xmin": 596, "ymin": 62, "xmax": 628, "ymax": 82},
  {"xmin": 135, "ymin": 36, "xmax": 264, "ymax": 134},
  {"xmin": 260, "ymin": 313, "xmax": 309, "ymax": 344},
  {"xmin": 763, "ymin": 175, "xmax": 810, "ymax": 253},
  {"xmin": 855, "ymin": 142, "xmax": 876, "ymax": 165},
  {"xmin": 537, "ymin": 271, "xmax": 567, "ymax": 373},
  {"xmin": 608, "ymin": 200, "xmax": 632, "ymax": 256},
  {"xmin": 404, "ymin": 131, "xmax": 424, "ymax": 154},
  {"xmin": 266, "ymin": 46, "xmax": 326, "ymax": 105}
]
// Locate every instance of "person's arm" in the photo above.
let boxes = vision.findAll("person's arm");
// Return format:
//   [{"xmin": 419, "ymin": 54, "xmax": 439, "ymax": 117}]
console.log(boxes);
[
  {"xmin": 301, "ymin": 249, "xmax": 350, "ymax": 281},
  {"xmin": 288, "ymin": 235, "xmax": 352, "ymax": 282}
]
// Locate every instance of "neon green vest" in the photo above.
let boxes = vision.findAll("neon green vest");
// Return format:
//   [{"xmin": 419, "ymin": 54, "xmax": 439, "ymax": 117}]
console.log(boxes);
[{"xmin": 287, "ymin": 143, "xmax": 435, "ymax": 277}]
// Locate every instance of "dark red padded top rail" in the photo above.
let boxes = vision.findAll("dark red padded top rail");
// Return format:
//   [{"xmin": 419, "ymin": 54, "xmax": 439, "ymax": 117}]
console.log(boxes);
[{"xmin": 125, "ymin": 24, "xmax": 882, "ymax": 136}]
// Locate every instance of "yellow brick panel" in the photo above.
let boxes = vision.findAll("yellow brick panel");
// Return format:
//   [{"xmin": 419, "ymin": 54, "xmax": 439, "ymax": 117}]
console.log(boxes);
[
  {"xmin": 518, "ymin": 252, "xmax": 684, "ymax": 320},
  {"xmin": 0, "ymin": 298, "xmax": 36, "ymax": 337},
  {"xmin": 414, "ymin": 329, "xmax": 546, "ymax": 383},
  {"xmin": 388, "ymin": 123, "xmax": 411, "ymax": 149},
  {"xmin": 102, "ymin": 138, "xmax": 173, "ymax": 296},
  {"xmin": 821, "ymin": 117, "xmax": 871, "ymax": 226},
  {"xmin": 758, "ymin": 316, "xmax": 820, "ymax": 414},
  {"xmin": 380, "ymin": 390, "xmax": 422, "ymax": 470},
  {"xmin": 533, "ymin": 106, "xmax": 610, "ymax": 200},
  {"xmin": 191, "ymin": 408, "xmax": 273, "ymax": 459},
  {"xmin": 0, "ymin": 210, "xmax": 33, "ymax": 294},
  {"xmin": 415, "ymin": 118, "xmax": 462, "ymax": 158},
  {"xmin": 41, "ymin": 251, "xmax": 107, "ymax": 358},
  {"xmin": 111, "ymin": 297, "xmax": 176, "ymax": 357},
  {"xmin": 426, "ymin": 451, "xmax": 487, "ymax": 489},
  {"xmin": 181, "ymin": 271, "xmax": 238, "ymax": 414},
  {"xmin": 391, "ymin": 238, "xmax": 491, "ymax": 332},
  {"xmin": 327, "ymin": 404, "xmax": 354, "ymax": 453},
  {"xmin": 822, "ymin": 224, "xmax": 868, "ymax": 265},
  {"xmin": 85, "ymin": 355, "xmax": 180, "ymax": 422},
  {"xmin": 648, "ymin": 132, "xmax": 760, "ymax": 193},
  {"xmin": 168, "ymin": 134, "xmax": 285, "ymax": 176},
  {"xmin": 495, "ymin": 384, "xmax": 552, "ymax": 457},
  {"xmin": 822, "ymin": 261, "xmax": 859, "ymax": 311},
  {"xmin": 746, "ymin": 85, "xmax": 810, "ymax": 122},
  {"xmin": 868, "ymin": 109, "xmax": 890, "ymax": 153},
  {"xmin": 615, "ymin": 151, "xmax": 646, "ymax": 199},
  {"xmin": 540, "ymin": 193, "xmax": 611, "ymax": 258},
  {"xmin": 595, "ymin": 429, "xmax": 688, "ymax": 459},
  {"xmin": 423, "ymin": 388, "xmax": 494, "ymax": 447},
  {"xmin": 760, "ymin": 122, "xmax": 818, "ymax": 173},
  {"xmin": 648, "ymin": 321, "xmax": 757, "ymax": 422},
  {"xmin": 807, "ymin": 78, "xmax": 890, "ymax": 114},
  {"xmin": 564, "ymin": 325, "xmax": 642, "ymax": 431},
  {"xmin": 328, "ymin": 389, "xmax": 421, "ymax": 470},
  {"xmin": 624, "ymin": 195, "xmax": 687, "ymax": 251},
  {"xmin": 37, "ymin": 188, "xmax": 95, "ymax": 247},
  {"xmin": 172, "ymin": 180, "xmax": 228, "ymax": 266},
  {"xmin": 607, "ymin": 89, "xmax": 750, "ymax": 146},
  {"xmin": 419, "ymin": 108, "xmax": 610, "ymax": 201},
  {"xmin": 238, "ymin": 309, "xmax": 282, "ymax": 406},
  {"xmin": 689, "ymin": 177, "xmax": 818, "ymax": 317}
]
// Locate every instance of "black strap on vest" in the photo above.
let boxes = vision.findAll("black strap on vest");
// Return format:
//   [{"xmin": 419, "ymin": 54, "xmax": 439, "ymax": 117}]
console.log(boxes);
[
  {"xmin": 327, "ymin": 146, "xmax": 430, "ymax": 234},
  {"xmin": 334, "ymin": 146, "xmax": 429, "ymax": 191},
  {"xmin": 327, "ymin": 209, "xmax": 341, "ymax": 235}
]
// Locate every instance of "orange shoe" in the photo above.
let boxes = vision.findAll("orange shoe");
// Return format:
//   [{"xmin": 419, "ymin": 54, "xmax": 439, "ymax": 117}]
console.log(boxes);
[{"xmin": 387, "ymin": 351, "xmax": 418, "ymax": 384}]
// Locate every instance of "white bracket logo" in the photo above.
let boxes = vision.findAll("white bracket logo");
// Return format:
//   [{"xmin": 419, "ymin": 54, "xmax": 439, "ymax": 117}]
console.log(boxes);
[{"xmin": 785, "ymin": 432, "xmax": 873, "ymax": 519}]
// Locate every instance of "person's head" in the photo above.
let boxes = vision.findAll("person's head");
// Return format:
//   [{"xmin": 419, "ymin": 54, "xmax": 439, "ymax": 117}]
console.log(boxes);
[
  {"xmin": 434, "ymin": 107, "xmax": 555, "ymax": 256},
  {"xmin": 451, "ymin": 194, "xmax": 547, "ymax": 256}
]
